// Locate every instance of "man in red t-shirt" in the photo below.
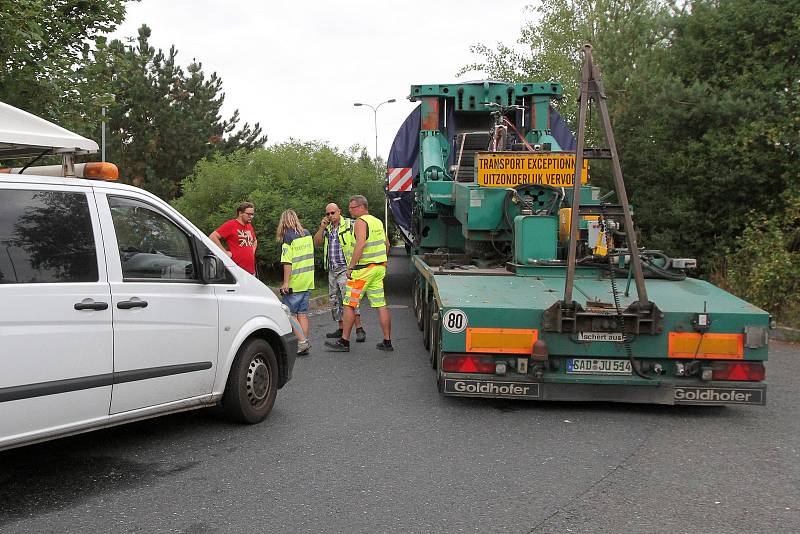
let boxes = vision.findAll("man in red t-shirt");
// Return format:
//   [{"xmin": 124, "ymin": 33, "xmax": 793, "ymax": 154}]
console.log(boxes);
[{"xmin": 209, "ymin": 201, "xmax": 258, "ymax": 274}]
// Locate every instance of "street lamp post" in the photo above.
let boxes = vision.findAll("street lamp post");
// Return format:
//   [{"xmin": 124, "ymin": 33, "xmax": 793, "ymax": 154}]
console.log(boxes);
[
  {"xmin": 101, "ymin": 106, "xmax": 106, "ymax": 162},
  {"xmin": 93, "ymin": 93, "xmax": 115, "ymax": 162},
  {"xmin": 354, "ymin": 99, "xmax": 396, "ymax": 235}
]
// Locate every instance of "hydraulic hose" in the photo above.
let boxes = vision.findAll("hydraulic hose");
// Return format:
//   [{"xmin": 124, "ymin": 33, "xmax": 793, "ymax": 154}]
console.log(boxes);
[
  {"xmin": 601, "ymin": 209, "xmax": 650, "ymax": 380},
  {"xmin": 641, "ymin": 258, "xmax": 687, "ymax": 281}
]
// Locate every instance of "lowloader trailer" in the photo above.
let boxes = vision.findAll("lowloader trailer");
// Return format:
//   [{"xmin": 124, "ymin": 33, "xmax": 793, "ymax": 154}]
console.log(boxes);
[{"xmin": 386, "ymin": 46, "xmax": 770, "ymax": 406}]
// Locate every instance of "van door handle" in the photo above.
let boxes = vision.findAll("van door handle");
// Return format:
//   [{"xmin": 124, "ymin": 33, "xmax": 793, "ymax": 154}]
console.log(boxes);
[
  {"xmin": 117, "ymin": 299, "xmax": 148, "ymax": 309},
  {"xmin": 74, "ymin": 301, "xmax": 109, "ymax": 311}
]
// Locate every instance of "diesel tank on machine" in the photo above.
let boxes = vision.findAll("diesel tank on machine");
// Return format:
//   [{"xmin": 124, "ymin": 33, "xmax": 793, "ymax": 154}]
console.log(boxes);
[{"xmin": 385, "ymin": 46, "xmax": 770, "ymax": 406}]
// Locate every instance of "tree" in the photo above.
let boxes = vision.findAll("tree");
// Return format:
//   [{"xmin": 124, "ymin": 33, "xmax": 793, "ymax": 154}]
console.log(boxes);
[
  {"xmin": 616, "ymin": 0, "xmax": 799, "ymax": 268},
  {"xmin": 0, "ymin": 0, "xmax": 125, "ymax": 133},
  {"xmin": 459, "ymin": 0, "xmax": 671, "ymax": 126},
  {"xmin": 463, "ymin": 0, "xmax": 798, "ymax": 265},
  {"xmin": 79, "ymin": 25, "xmax": 268, "ymax": 199},
  {"xmin": 173, "ymin": 142, "xmax": 386, "ymax": 279}
]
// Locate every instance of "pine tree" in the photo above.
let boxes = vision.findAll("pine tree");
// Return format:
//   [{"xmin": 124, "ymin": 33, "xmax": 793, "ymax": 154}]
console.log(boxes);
[{"xmin": 81, "ymin": 25, "xmax": 268, "ymax": 199}]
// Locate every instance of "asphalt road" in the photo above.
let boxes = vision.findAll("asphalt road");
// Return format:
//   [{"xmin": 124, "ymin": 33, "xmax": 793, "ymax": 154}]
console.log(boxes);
[{"xmin": 1, "ymin": 252, "xmax": 798, "ymax": 533}]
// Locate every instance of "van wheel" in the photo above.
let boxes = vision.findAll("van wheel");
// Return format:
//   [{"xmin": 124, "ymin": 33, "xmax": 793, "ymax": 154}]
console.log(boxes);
[{"xmin": 223, "ymin": 338, "xmax": 278, "ymax": 424}]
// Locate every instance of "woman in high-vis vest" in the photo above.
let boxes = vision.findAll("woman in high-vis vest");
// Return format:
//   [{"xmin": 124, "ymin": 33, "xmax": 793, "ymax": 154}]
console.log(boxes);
[
  {"xmin": 277, "ymin": 209, "xmax": 315, "ymax": 355},
  {"xmin": 325, "ymin": 195, "xmax": 393, "ymax": 352}
]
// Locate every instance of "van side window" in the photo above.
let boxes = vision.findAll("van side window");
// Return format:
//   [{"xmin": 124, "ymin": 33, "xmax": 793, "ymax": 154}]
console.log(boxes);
[
  {"xmin": 108, "ymin": 196, "xmax": 197, "ymax": 281},
  {"xmin": 0, "ymin": 189, "xmax": 99, "ymax": 284}
]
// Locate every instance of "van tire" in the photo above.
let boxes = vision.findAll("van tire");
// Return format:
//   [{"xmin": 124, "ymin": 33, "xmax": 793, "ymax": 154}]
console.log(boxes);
[{"xmin": 223, "ymin": 338, "xmax": 278, "ymax": 424}]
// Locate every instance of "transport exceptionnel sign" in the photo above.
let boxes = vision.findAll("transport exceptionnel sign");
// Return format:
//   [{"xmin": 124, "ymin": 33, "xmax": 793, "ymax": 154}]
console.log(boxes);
[{"xmin": 475, "ymin": 152, "xmax": 589, "ymax": 187}]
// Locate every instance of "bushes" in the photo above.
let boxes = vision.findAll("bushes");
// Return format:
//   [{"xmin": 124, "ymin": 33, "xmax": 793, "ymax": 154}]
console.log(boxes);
[
  {"xmin": 172, "ymin": 142, "xmax": 385, "ymax": 279},
  {"xmin": 722, "ymin": 193, "xmax": 800, "ymax": 327}
]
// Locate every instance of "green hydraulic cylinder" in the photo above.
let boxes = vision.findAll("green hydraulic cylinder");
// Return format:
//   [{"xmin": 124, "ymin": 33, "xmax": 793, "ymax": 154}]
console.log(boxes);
[{"xmin": 420, "ymin": 131, "xmax": 449, "ymax": 181}]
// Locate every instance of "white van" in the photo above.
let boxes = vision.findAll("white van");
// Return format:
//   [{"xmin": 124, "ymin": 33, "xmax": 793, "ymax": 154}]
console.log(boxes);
[{"xmin": 0, "ymin": 102, "xmax": 297, "ymax": 452}]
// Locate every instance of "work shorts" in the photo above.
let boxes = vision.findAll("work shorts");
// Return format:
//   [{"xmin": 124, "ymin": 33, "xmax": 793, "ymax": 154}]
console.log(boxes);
[
  {"xmin": 329, "ymin": 266, "xmax": 360, "ymax": 321},
  {"xmin": 282, "ymin": 290, "xmax": 310, "ymax": 315},
  {"xmin": 344, "ymin": 264, "xmax": 387, "ymax": 308}
]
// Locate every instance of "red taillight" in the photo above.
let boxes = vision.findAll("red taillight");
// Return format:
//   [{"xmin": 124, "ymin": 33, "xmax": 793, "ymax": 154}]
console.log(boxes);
[
  {"xmin": 711, "ymin": 362, "xmax": 765, "ymax": 381},
  {"xmin": 442, "ymin": 354, "xmax": 496, "ymax": 374}
]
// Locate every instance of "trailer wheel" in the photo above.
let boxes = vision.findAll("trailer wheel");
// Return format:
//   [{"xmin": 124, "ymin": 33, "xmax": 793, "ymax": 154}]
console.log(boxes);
[
  {"xmin": 429, "ymin": 300, "xmax": 440, "ymax": 369},
  {"xmin": 423, "ymin": 292, "xmax": 432, "ymax": 351},
  {"xmin": 222, "ymin": 338, "xmax": 278, "ymax": 424},
  {"xmin": 436, "ymin": 354, "xmax": 445, "ymax": 393},
  {"xmin": 413, "ymin": 276, "xmax": 424, "ymax": 331}
]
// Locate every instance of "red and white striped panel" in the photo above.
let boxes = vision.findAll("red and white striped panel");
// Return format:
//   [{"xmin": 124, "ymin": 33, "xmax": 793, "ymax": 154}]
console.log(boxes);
[{"xmin": 387, "ymin": 167, "xmax": 413, "ymax": 192}]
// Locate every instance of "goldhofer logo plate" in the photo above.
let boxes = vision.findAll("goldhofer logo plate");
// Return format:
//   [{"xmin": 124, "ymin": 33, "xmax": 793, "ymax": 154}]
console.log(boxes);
[
  {"xmin": 674, "ymin": 386, "xmax": 765, "ymax": 405},
  {"xmin": 444, "ymin": 379, "xmax": 540, "ymax": 399}
]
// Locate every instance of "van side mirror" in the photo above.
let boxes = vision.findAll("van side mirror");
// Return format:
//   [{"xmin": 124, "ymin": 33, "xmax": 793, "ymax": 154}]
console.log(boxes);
[{"xmin": 202, "ymin": 254, "xmax": 227, "ymax": 284}]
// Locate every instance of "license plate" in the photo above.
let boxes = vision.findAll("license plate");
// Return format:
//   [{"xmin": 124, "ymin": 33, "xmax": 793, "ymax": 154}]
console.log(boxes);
[{"xmin": 567, "ymin": 358, "xmax": 632, "ymax": 375}]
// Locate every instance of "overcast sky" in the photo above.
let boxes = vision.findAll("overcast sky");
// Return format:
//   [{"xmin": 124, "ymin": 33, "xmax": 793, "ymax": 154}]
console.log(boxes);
[{"xmin": 110, "ymin": 0, "xmax": 535, "ymax": 159}]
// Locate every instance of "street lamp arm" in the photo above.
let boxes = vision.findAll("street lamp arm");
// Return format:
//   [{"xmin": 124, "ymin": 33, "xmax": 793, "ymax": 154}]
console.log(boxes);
[
  {"xmin": 352, "ymin": 97, "xmax": 398, "ymax": 237},
  {"xmin": 353, "ymin": 102, "xmax": 377, "ymax": 112},
  {"xmin": 353, "ymin": 98, "xmax": 396, "ymax": 158},
  {"xmin": 375, "ymin": 99, "xmax": 396, "ymax": 112}
]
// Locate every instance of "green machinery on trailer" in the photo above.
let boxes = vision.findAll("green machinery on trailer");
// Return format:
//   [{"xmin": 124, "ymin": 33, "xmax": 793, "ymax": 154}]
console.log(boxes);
[{"xmin": 401, "ymin": 46, "xmax": 770, "ymax": 405}]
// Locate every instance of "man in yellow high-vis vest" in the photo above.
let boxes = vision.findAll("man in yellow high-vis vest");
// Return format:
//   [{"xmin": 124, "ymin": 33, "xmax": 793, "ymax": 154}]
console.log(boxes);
[
  {"xmin": 313, "ymin": 202, "xmax": 366, "ymax": 342},
  {"xmin": 325, "ymin": 195, "xmax": 392, "ymax": 352}
]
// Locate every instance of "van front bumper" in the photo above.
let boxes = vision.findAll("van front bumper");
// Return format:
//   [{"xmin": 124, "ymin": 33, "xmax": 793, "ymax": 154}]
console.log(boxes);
[{"xmin": 280, "ymin": 332, "xmax": 298, "ymax": 386}]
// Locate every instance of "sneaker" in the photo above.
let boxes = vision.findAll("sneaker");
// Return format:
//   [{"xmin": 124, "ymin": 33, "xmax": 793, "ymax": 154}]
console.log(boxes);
[
  {"xmin": 297, "ymin": 339, "xmax": 311, "ymax": 356},
  {"xmin": 326, "ymin": 328, "xmax": 343, "ymax": 339},
  {"xmin": 355, "ymin": 327, "xmax": 366, "ymax": 343},
  {"xmin": 324, "ymin": 339, "xmax": 350, "ymax": 352},
  {"xmin": 376, "ymin": 340, "xmax": 394, "ymax": 352}
]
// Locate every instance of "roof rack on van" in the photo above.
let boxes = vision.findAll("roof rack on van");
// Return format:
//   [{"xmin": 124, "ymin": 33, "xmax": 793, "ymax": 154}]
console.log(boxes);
[{"xmin": 0, "ymin": 101, "xmax": 116, "ymax": 180}]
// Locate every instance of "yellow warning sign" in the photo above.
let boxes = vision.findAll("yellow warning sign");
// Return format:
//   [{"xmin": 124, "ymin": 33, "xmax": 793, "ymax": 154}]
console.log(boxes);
[{"xmin": 476, "ymin": 153, "xmax": 588, "ymax": 187}]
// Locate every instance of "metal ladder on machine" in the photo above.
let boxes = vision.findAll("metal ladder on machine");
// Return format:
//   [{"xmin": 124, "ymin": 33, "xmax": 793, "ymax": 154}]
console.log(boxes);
[{"xmin": 544, "ymin": 44, "xmax": 662, "ymax": 342}]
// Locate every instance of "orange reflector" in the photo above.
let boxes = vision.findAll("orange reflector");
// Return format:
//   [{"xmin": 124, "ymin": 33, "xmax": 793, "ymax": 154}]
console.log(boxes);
[
  {"xmin": 465, "ymin": 328, "xmax": 538, "ymax": 354},
  {"xmin": 668, "ymin": 332, "xmax": 744, "ymax": 360},
  {"xmin": 0, "ymin": 168, "xmax": 10, "ymax": 173},
  {"xmin": 83, "ymin": 162, "xmax": 119, "ymax": 181}
]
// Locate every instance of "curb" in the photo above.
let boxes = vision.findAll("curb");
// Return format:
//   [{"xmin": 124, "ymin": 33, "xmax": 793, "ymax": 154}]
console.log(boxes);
[{"xmin": 773, "ymin": 326, "xmax": 800, "ymax": 342}]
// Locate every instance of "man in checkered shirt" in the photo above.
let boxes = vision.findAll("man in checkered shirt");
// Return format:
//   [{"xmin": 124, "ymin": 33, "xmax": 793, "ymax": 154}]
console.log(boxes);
[{"xmin": 313, "ymin": 202, "xmax": 366, "ymax": 341}]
